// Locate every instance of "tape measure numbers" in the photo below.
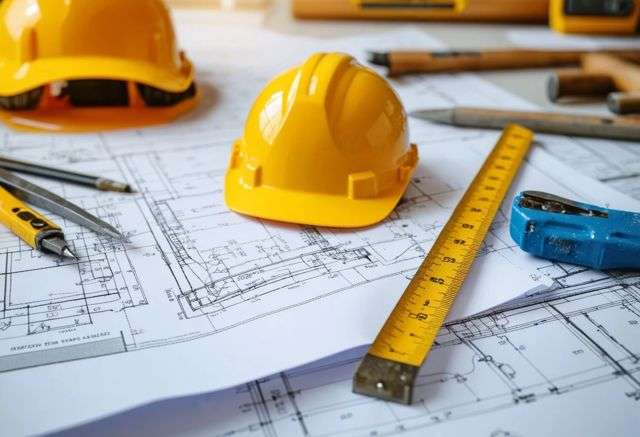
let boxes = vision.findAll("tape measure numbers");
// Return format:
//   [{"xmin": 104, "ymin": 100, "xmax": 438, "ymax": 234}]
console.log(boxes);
[{"xmin": 353, "ymin": 124, "xmax": 534, "ymax": 405}]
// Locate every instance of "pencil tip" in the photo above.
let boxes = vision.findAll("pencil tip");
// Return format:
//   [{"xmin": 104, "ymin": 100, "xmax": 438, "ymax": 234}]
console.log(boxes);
[
  {"xmin": 368, "ymin": 51, "xmax": 390, "ymax": 67},
  {"xmin": 96, "ymin": 178, "xmax": 135, "ymax": 193},
  {"xmin": 547, "ymin": 73, "xmax": 561, "ymax": 102},
  {"xmin": 41, "ymin": 236, "xmax": 78, "ymax": 259},
  {"xmin": 63, "ymin": 247, "xmax": 78, "ymax": 259},
  {"xmin": 409, "ymin": 108, "xmax": 455, "ymax": 124},
  {"xmin": 109, "ymin": 230, "xmax": 127, "ymax": 241},
  {"xmin": 110, "ymin": 229, "xmax": 130, "ymax": 243}
]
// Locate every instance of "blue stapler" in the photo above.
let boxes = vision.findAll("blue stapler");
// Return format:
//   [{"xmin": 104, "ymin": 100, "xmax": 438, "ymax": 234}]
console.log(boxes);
[{"xmin": 510, "ymin": 191, "xmax": 640, "ymax": 270}]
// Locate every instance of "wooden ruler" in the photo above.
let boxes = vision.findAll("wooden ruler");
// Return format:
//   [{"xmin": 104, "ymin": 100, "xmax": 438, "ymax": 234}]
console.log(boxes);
[{"xmin": 353, "ymin": 124, "xmax": 534, "ymax": 404}]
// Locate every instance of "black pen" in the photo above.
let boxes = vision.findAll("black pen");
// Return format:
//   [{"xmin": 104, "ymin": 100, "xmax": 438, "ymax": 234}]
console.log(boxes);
[{"xmin": 0, "ymin": 156, "xmax": 134, "ymax": 193}]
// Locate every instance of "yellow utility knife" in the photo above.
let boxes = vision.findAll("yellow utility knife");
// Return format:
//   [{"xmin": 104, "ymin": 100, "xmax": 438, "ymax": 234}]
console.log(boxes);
[
  {"xmin": 0, "ymin": 167, "xmax": 124, "ymax": 259},
  {"xmin": 0, "ymin": 185, "xmax": 76, "ymax": 258}
]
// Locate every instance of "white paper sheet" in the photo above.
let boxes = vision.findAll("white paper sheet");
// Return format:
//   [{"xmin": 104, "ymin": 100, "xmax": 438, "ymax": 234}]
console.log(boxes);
[
  {"xmin": 44, "ymin": 18, "xmax": 640, "ymax": 437},
  {"xmin": 0, "ymin": 26, "xmax": 547, "ymax": 435},
  {"xmin": 55, "ymin": 146, "xmax": 640, "ymax": 437}
]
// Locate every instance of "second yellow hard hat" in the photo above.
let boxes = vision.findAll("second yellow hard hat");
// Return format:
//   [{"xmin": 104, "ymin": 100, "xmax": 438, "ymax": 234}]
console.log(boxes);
[
  {"xmin": 0, "ymin": 0, "xmax": 198, "ymax": 132},
  {"xmin": 225, "ymin": 52, "xmax": 419, "ymax": 228}
]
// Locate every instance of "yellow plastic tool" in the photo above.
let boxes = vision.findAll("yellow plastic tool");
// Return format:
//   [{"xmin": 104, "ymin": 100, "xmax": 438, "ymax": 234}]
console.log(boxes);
[
  {"xmin": 0, "ymin": 0, "xmax": 199, "ymax": 132},
  {"xmin": 353, "ymin": 124, "xmax": 534, "ymax": 404},
  {"xmin": 0, "ymin": 185, "xmax": 73, "ymax": 257},
  {"xmin": 0, "ymin": 166, "xmax": 125, "ymax": 258},
  {"xmin": 225, "ymin": 52, "xmax": 419, "ymax": 228},
  {"xmin": 550, "ymin": 0, "xmax": 640, "ymax": 34}
]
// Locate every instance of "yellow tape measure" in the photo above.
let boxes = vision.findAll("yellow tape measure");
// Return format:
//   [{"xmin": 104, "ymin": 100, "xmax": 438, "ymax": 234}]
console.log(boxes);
[{"xmin": 353, "ymin": 124, "xmax": 534, "ymax": 404}]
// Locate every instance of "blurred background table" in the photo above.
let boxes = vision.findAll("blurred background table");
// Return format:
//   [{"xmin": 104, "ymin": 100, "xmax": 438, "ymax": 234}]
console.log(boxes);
[{"xmin": 166, "ymin": 0, "xmax": 621, "ymax": 112}]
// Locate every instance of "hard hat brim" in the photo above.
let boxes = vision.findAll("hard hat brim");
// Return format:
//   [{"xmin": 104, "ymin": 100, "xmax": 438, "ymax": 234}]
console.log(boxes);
[
  {"xmin": 224, "ymin": 167, "xmax": 417, "ymax": 228},
  {"xmin": 0, "ymin": 56, "xmax": 194, "ymax": 96},
  {"xmin": 0, "ymin": 90, "xmax": 200, "ymax": 132}
]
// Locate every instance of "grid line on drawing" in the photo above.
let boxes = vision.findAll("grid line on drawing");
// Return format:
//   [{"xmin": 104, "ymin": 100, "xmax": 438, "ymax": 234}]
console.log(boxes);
[
  {"xmin": 208, "ymin": 269, "xmax": 640, "ymax": 437},
  {"xmin": 0, "ymin": 128, "xmax": 523, "ymax": 373}
]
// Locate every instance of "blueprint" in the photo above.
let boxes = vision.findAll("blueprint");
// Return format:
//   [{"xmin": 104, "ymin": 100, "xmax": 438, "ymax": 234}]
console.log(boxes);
[
  {"xmin": 2, "ymin": 20, "xmax": 639, "ymax": 434},
  {"xmin": 0, "ymin": 28, "xmax": 554, "ymax": 435},
  {"xmin": 539, "ymin": 134, "xmax": 640, "ymax": 200},
  {"xmin": 53, "ymin": 23, "xmax": 640, "ymax": 437},
  {"xmin": 60, "ymin": 266, "xmax": 640, "ymax": 437},
  {"xmin": 57, "ymin": 138, "xmax": 640, "ymax": 437}
]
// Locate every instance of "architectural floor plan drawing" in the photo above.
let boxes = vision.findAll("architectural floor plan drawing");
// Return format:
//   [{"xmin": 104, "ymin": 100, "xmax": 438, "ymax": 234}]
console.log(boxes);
[
  {"xmin": 54, "ymin": 26, "xmax": 640, "ymax": 433},
  {"xmin": 195, "ymin": 263, "xmax": 636, "ymax": 437},
  {"xmin": 61, "ymin": 257, "xmax": 640, "ymax": 437},
  {"xmin": 1, "ymin": 28, "xmax": 555, "ymax": 435},
  {"xmin": 0, "ymin": 27, "xmax": 548, "ymax": 375},
  {"xmin": 3, "ymin": 25, "xmax": 640, "ymax": 435},
  {"xmin": 540, "ymin": 134, "xmax": 640, "ymax": 200},
  {"xmin": 0, "ymin": 126, "xmax": 537, "ymax": 374},
  {"xmin": 61, "ymin": 160, "xmax": 640, "ymax": 436}
]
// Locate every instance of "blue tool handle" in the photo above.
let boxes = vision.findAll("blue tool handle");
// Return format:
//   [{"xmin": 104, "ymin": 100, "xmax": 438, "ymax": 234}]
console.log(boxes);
[
  {"xmin": 601, "ymin": 209, "xmax": 640, "ymax": 270},
  {"xmin": 510, "ymin": 192, "xmax": 640, "ymax": 270}
]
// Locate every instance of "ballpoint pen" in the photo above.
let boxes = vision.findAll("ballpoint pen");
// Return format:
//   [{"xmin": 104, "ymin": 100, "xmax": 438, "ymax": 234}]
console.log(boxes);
[{"xmin": 0, "ymin": 155, "xmax": 134, "ymax": 193}]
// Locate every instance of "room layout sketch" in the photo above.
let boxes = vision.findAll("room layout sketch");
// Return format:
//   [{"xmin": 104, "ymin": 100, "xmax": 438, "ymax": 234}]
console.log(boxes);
[
  {"xmin": 0, "ymin": 122, "xmax": 529, "ymax": 373},
  {"xmin": 186, "ymin": 265, "xmax": 640, "ymax": 437}
]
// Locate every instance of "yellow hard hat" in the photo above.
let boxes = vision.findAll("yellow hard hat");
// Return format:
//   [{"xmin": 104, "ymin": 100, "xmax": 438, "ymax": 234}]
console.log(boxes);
[
  {"xmin": 0, "ymin": 0, "xmax": 198, "ymax": 132},
  {"xmin": 225, "ymin": 52, "xmax": 419, "ymax": 228}
]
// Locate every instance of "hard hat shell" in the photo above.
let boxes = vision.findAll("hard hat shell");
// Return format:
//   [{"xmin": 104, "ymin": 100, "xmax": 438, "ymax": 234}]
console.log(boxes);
[
  {"xmin": 0, "ymin": 0, "xmax": 194, "ymax": 96},
  {"xmin": 225, "ymin": 52, "xmax": 419, "ymax": 228}
]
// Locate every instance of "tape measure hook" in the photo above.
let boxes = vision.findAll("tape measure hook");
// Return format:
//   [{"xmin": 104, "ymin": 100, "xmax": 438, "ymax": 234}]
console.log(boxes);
[{"xmin": 353, "ymin": 353, "xmax": 419, "ymax": 404}]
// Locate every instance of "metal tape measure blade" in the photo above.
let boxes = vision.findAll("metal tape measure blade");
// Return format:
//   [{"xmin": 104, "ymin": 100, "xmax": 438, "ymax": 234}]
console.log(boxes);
[{"xmin": 353, "ymin": 124, "xmax": 534, "ymax": 404}]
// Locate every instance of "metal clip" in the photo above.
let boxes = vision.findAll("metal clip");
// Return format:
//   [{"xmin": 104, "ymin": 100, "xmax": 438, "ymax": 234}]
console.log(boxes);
[
  {"xmin": 511, "ymin": 191, "xmax": 640, "ymax": 270},
  {"xmin": 519, "ymin": 190, "xmax": 608, "ymax": 218}
]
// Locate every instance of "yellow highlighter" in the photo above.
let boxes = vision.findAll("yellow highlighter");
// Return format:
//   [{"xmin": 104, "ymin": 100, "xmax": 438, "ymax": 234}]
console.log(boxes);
[{"xmin": 0, "ymin": 185, "xmax": 76, "ymax": 258}]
